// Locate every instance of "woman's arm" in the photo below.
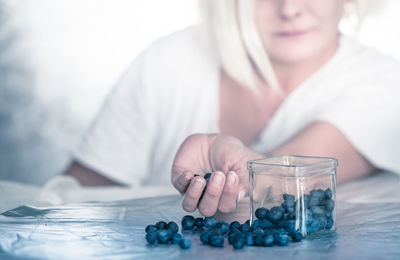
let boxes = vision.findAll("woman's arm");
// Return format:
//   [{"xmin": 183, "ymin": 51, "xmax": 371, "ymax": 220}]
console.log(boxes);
[
  {"xmin": 65, "ymin": 162, "xmax": 123, "ymax": 186},
  {"xmin": 270, "ymin": 121, "xmax": 376, "ymax": 184},
  {"xmin": 171, "ymin": 122, "xmax": 376, "ymax": 215}
]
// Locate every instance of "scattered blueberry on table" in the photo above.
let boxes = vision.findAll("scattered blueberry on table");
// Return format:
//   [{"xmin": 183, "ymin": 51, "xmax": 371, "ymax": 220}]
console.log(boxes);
[
  {"xmin": 179, "ymin": 238, "xmax": 192, "ymax": 249},
  {"xmin": 144, "ymin": 188, "xmax": 334, "ymax": 249}
]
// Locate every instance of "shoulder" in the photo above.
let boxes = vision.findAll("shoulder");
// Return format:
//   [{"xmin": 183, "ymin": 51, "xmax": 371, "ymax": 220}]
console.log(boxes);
[
  {"xmin": 314, "ymin": 35, "xmax": 400, "ymax": 100},
  {"xmin": 141, "ymin": 25, "xmax": 214, "ymax": 69},
  {"xmin": 337, "ymin": 36, "xmax": 400, "ymax": 81}
]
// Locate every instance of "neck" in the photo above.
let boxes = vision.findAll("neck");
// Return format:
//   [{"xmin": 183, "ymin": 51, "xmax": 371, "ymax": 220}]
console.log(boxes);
[{"xmin": 273, "ymin": 38, "xmax": 340, "ymax": 95}]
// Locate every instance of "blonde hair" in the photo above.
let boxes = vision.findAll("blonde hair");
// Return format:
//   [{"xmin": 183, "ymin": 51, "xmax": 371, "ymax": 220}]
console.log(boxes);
[
  {"xmin": 198, "ymin": 0, "xmax": 280, "ymax": 93},
  {"xmin": 198, "ymin": 0, "xmax": 382, "ymax": 93}
]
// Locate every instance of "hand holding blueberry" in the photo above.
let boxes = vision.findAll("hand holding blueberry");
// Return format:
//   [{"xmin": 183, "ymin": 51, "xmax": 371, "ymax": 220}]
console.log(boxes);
[{"xmin": 171, "ymin": 134, "xmax": 263, "ymax": 216}]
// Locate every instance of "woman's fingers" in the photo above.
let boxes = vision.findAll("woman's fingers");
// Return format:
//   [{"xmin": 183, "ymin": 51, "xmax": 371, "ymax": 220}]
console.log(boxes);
[
  {"xmin": 217, "ymin": 171, "xmax": 239, "ymax": 213},
  {"xmin": 182, "ymin": 176, "xmax": 206, "ymax": 212},
  {"xmin": 198, "ymin": 171, "xmax": 226, "ymax": 217},
  {"xmin": 172, "ymin": 170, "xmax": 194, "ymax": 194}
]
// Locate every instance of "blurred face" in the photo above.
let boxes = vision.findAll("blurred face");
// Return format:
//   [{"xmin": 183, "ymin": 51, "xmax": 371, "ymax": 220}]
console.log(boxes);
[{"xmin": 256, "ymin": 0, "xmax": 346, "ymax": 65}]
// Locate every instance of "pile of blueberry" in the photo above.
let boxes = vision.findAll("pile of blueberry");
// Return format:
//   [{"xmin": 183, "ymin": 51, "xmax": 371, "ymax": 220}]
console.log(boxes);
[
  {"xmin": 145, "ymin": 187, "xmax": 334, "ymax": 249},
  {"xmin": 145, "ymin": 220, "xmax": 192, "ymax": 249},
  {"xmin": 180, "ymin": 214, "xmax": 301, "ymax": 249},
  {"xmin": 295, "ymin": 188, "xmax": 335, "ymax": 234}
]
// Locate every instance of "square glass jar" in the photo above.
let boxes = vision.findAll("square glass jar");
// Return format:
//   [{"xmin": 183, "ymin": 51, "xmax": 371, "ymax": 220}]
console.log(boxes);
[{"xmin": 247, "ymin": 155, "xmax": 338, "ymax": 237}]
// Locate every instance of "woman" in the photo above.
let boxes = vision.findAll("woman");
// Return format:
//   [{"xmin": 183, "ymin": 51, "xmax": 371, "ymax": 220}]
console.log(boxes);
[{"xmin": 67, "ymin": 0, "xmax": 400, "ymax": 216}]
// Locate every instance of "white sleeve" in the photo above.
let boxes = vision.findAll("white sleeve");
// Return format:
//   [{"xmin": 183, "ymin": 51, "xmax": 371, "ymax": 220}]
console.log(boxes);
[
  {"xmin": 73, "ymin": 49, "xmax": 158, "ymax": 186},
  {"xmin": 315, "ymin": 64, "xmax": 400, "ymax": 174}
]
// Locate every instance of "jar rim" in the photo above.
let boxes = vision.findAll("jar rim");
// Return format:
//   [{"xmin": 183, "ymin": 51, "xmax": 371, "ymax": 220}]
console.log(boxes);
[{"xmin": 247, "ymin": 155, "xmax": 338, "ymax": 177}]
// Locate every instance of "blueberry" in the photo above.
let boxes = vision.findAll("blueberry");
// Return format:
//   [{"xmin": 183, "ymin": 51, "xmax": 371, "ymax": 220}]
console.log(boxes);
[
  {"xmin": 282, "ymin": 199, "xmax": 295, "ymax": 210},
  {"xmin": 200, "ymin": 231, "xmax": 212, "ymax": 244},
  {"xmin": 171, "ymin": 233, "xmax": 182, "ymax": 244},
  {"xmin": 240, "ymin": 223, "xmax": 251, "ymax": 233},
  {"xmin": 311, "ymin": 217, "xmax": 326, "ymax": 231},
  {"xmin": 305, "ymin": 209, "xmax": 313, "ymax": 224},
  {"xmin": 145, "ymin": 231, "xmax": 158, "ymax": 244},
  {"xmin": 217, "ymin": 222, "xmax": 230, "ymax": 234},
  {"xmin": 260, "ymin": 219, "xmax": 274, "ymax": 229},
  {"xmin": 229, "ymin": 221, "xmax": 241, "ymax": 230},
  {"xmin": 232, "ymin": 236, "xmax": 245, "ymax": 249},
  {"xmin": 145, "ymin": 224, "xmax": 157, "ymax": 233},
  {"xmin": 203, "ymin": 216, "xmax": 218, "ymax": 229},
  {"xmin": 255, "ymin": 207, "xmax": 269, "ymax": 220},
  {"xmin": 285, "ymin": 220, "xmax": 296, "ymax": 233},
  {"xmin": 308, "ymin": 197, "xmax": 322, "ymax": 208},
  {"xmin": 310, "ymin": 189, "xmax": 325, "ymax": 200},
  {"xmin": 267, "ymin": 206, "xmax": 284, "ymax": 223},
  {"xmin": 276, "ymin": 220, "xmax": 286, "ymax": 229},
  {"xmin": 276, "ymin": 220, "xmax": 296, "ymax": 233},
  {"xmin": 262, "ymin": 233, "xmax": 274, "ymax": 247},
  {"xmin": 254, "ymin": 233, "xmax": 264, "ymax": 246},
  {"xmin": 282, "ymin": 213, "xmax": 289, "ymax": 221},
  {"xmin": 228, "ymin": 228, "xmax": 241, "ymax": 236},
  {"xmin": 179, "ymin": 238, "xmax": 192, "ymax": 249},
  {"xmin": 251, "ymin": 219, "xmax": 262, "ymax": 229},
  {"xmin": 157, "ymin": 229, "xmax": 171, "ymax": 244},
  {"xmin": 291, "ymin": 231, "xmax": 303, "ymax": 242},
  {"xmin": 209, "ymin": 234, "xmax": 224, "ymax": 247},
  {"xmin": 245, "ymin": 219, "xmax": 251, "ymax": 226},
  {"xmin": 311, "ymin": 206, "xmax": 325, "ymax": 217},
  {"xmin": 194, "ymin": 217, "xmax": 204, "ymax": 228},
  {"xmin": 252, "ymin": 227, "xmax": 264, "ymax": 235},
  {"xmin": 325, "ymin": 188, "xmax": 333, "ymax": 199},
  {"xmin": 193, "ymin": 227, "xmax": 205, "ymax": 233},
  {"xmin": 167, "ymin": 221, "xmax": 179, "ymax": 233},
  {"xmin": 181, "ymin": 215, "xmax": 195, "ymax": 230},
  {"xmin": 325, "ymin": 199, "xmax": 335, "ymax": 212},
  {"xmin": 155, "ymin": 221, "xmax": 168, "ymax": 230},
  {"xmin": 283, "ymin": 193, "xmax": 295, "ymax": 201},
  {"xmin": 210, "ymin": 227, "xmax": 222, "ymax": 235},
  {"xmin": 275, "ymin": 233, "xmax": 290, "ymax": 246},
  {"xmin": 199, "ymin": 173, "xmax": 212, "ymax": 200},
  {"xmin": 275, "ymin": 228, "xmax": 287, "ymax": 235},
  {"xmin": 287, "ymin": 211, "xmax": 296, "ymax": 220},
  {"xmin": 228, "ymin": 229, "xmax": 241, "ymax": 244},
  {"xmin": 245, "ymin": 233, "xmax": 254, "ymax": 246},
  {"xmin": 326, "ymin": 218, "xmax": 334, "ymax": 229}
]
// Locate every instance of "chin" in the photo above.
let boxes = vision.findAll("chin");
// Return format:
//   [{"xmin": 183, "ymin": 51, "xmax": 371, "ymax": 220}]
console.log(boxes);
[
  {"xmin": 268, "ymin": 38, "xmax": 330, "ymax": 65},
  {"xmin": 270, "ymin": 48, "xmax": 323, "ymax": 65}
]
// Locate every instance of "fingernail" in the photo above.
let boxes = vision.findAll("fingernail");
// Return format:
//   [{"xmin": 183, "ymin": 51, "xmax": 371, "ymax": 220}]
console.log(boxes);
[
  {"xmin": 212, "ymin": 171, "xmax": 225, "ymax": 185},
  {"xmin": 237, "ymin": 190, "xmax": 246, "ymax": 203},
  {"xmin": 193, "ymin": 178, "xmax": 205, "ymax": 191},
  {"xmin": 226, "ymin": 171, "xmax": 237, "ymax": 185},
  {"xmin": 183, "ymin": 173, "xmax": 191, "ymax": 182}
]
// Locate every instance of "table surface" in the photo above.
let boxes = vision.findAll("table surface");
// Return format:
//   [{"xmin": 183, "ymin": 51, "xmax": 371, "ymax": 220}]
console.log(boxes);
[{"xmin": 1, "ymin": 172, "xmax": 400, "ymax": 260}]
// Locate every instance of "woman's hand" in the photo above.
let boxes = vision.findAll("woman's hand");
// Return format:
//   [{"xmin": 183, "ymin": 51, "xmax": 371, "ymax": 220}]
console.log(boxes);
[{"xmin": 171, "ymin": 133, "xmax": 262, "ymax": 216}]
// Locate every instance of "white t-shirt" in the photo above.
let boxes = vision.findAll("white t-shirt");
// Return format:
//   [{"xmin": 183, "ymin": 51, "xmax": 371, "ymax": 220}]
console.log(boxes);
[{"xmin": 73, "ymin": 26, "xmax": 400, "ymax": 187}]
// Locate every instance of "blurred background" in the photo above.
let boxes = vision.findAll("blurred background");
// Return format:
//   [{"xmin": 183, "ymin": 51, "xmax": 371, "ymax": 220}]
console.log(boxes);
[{"xmin": 0, "ymin": 0, "xmax": 399, "ymax": 186}]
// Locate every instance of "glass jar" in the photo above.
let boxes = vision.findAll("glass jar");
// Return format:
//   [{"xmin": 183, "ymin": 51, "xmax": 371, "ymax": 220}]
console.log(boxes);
[{"xmin": 247, "ymin": 155, "xmax": 338, "ymax": 237}]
